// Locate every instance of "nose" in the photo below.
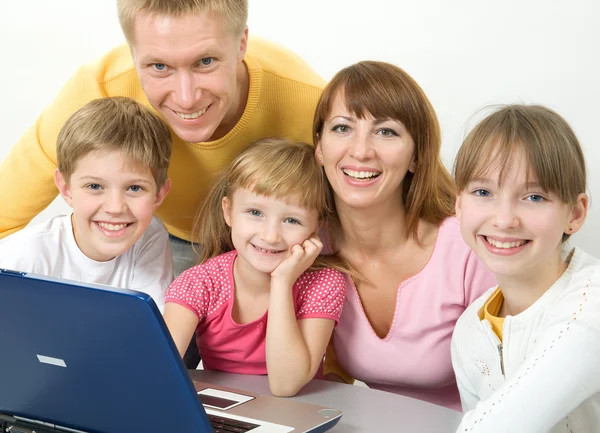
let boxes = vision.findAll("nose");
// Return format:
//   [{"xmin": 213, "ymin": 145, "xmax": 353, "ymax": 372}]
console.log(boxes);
[
  {"xmin": 174, "ymin": 70, "xmax": 198, "ymax": 110},
  {"xmin": 260, "ymin": 221, "xmax": 282, "ymax": 245},
  {"xmin": 103, "ymin": 190, "xmax": 127, "ymax": 215},
  {"xmin": 492, "ymin": 199, "xmax": 520, "ymax": 230},
  {"xmin": 348, "ymin": 133, "xmax": 375, "ymax": 161}
]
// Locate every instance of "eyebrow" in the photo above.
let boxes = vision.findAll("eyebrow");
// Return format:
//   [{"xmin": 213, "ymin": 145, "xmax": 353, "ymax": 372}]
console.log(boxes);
[{"xmin": 78, "ymin": 176, "xmax": 153, "ymax": 185}]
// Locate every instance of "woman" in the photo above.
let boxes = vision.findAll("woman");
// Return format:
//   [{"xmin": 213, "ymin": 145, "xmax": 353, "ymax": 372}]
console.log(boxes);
[{"xmin": 314, "ymin": 61, "xmax": 495, "ymax": 411}]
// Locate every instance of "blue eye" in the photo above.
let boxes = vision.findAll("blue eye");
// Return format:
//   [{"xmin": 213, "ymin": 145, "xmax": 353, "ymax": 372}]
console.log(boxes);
[
  {"xmin": 152, "ymin": 63, "xmax": 166, "ymax": 71},
  {"xmin": 249, "ymin": 209, "xmax": 262, "ymax": 217},
  {"xmin": 200, "ymin": 57, "xmax": 214, "ymax": 66},
  {"xmin": 284, "ymin": 218, "xmax": 301, "ymax": 225},
  {"xmin": 129, "ymin": 185, "xmax": 143, "ymax": 193},
  {"xmin": 527, "ymin": 194, "xmax": 545, "ymax": 203},
  {"xmin": 87, "ymin": 184, "xmax": 101, "ymax": 191},
  {"xmin": 473, "ymin": 189, "xmax": 491, "ymax": 197}
]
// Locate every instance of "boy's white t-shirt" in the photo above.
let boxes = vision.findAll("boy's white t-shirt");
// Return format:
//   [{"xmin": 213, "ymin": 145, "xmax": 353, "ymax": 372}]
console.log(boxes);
[{"xmin": 0, "ymin": 214, "xmax": 173, "ymax": 311}]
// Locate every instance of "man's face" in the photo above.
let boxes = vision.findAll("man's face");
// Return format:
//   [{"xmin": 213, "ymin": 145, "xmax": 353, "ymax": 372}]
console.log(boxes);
[{"xmin": 131, "ymin": 11, "xmax": 248, "ymax": 143}]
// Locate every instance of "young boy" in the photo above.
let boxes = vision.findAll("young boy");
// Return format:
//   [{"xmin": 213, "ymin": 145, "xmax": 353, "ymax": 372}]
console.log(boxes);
[{"xmin": 0, "ymin": 97, "xmax": 173, "ymax": 311}]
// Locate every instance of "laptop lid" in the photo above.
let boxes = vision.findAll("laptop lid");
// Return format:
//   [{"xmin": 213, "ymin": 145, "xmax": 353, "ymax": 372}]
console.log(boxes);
[{"xmin": 0, "ymin": 269, "xmax": 212, "ymax": 433}]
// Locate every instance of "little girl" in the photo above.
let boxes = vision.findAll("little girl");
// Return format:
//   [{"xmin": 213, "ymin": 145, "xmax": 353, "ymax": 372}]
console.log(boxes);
[
  {"xmin": 451, "ymin": 104, "xmax": 599, "ymax": 432},
  {"xmin": 163, "ymin": 138, "xmax": 348, "ymax": 397}
]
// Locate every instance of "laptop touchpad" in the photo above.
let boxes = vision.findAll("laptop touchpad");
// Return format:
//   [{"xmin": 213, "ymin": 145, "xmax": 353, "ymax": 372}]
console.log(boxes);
[{"xmin": 198, "ymin": 388, "xmax": 255, "ymax": 410}]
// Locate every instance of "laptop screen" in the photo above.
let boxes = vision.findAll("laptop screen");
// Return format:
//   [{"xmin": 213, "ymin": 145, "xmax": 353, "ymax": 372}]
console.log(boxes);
[{"xmin": 0, "ymin": 269, "xmax": 212, "ymax": 433}]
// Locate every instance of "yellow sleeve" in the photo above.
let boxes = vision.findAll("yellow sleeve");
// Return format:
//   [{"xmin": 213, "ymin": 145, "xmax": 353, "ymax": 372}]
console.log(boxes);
[
  {"xmin": 323, "ymin": 337, "xmax": 355, "ymax": 384},
  {"xmin": 0, "ymin": 65, "xmax": 105, "ymax": 239}
]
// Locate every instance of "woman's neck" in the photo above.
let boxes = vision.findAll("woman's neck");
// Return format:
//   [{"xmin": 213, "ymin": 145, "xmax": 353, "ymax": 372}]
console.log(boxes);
[
  {"xmin": 334, "ymin": 196, "xmax": 411, "ymax": 256},
  {"xmin": 498, "ymin": 248, "xmax": 569, "ymax": 316}
]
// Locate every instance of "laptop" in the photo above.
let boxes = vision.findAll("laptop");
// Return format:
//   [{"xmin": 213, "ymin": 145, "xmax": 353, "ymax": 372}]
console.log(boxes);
[{"xmin": 0, "ymin": 269, "xmax": 342, "ymax": 433}]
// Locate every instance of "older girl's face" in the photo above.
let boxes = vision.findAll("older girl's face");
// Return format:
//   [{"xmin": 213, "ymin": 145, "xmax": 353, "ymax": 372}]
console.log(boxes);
[{"xmin": 315, "ymin": 93, "xmax": 416, "ymax": 210}]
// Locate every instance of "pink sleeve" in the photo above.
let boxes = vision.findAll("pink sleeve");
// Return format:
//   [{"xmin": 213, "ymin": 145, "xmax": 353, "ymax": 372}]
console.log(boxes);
[
  {"xmin": 296, "ymin": 268, "xmax": 346, "ymax": 324},
  {"xmin": 464, "ymin": 250, "xmax": 497, "ymax": 305},
  {"xmin": 165, "ymin": 267, "xmax": 211, "ymax": 320}
]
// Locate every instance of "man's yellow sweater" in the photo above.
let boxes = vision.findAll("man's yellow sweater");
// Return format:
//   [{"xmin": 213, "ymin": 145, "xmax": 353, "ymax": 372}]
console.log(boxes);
[{"xmin": 0, "ymin": 37, "xmax": 325, "ymax": 241}]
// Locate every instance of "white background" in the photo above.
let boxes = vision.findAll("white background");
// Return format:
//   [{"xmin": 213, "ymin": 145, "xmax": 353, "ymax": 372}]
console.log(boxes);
[{"xmin": 1, "ymin": 0, "xmax": 598, "ymax": 255}]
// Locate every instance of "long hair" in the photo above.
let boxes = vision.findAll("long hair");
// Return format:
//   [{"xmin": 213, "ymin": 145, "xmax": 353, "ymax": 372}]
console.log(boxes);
[
  {"xmin": 193, "ymin": 138, "xmax": 355, "ymax": 275},
  {"xmin": 313, "ymin": 61, "xmax": 456, "ymax": 245}
]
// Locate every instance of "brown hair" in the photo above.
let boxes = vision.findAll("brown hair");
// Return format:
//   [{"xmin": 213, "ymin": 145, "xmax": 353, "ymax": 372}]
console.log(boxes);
[
  {"xmin": 194, "ymin": 138, "xmax": 355, "ymax": 275},
  {"xmin": 56, "ymin": 97, "xmax": 172, "ymax": 187},
  {"xmin": 313, "ymin": 61, "xmax": 456, "ymax": 243},
  {"xmin": 117, "ymin": 0, "xmax": 248, "ymax": 43},
  {"xmin": 454, "ymin": 104, "xmax": 587, "ymax": 241}
]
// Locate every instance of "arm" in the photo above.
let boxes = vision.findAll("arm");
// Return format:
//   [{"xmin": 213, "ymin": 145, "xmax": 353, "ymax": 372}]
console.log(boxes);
[
  {"xmin": 129, "ymin": 219, "xmax": 174, "ymax": 313},
  {"xmin": 163, "ymin": 269, "xmax": 210, "ymax": 359},
  {"xmin": 323, "ymin": 337, "xmax": 355, "ymax": 384},
  {"xmin": 0, "ymin": 65, "xmax": 106, "ymax": 238},
  {"xmin": 163, "ymin": 302, "xmax": 199, "ymax": 358},
  {"xmin": 266, "ymin": 237, "xmax": 344, "ymax": 396},
  {"xmin": 455, "ymin": 273, "xmax": 600, "ymax": 432}
]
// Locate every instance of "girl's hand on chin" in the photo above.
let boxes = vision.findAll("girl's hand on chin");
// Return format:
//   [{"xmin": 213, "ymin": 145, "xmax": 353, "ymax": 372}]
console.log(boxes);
[{"xmin": 270, "ymin": 236, "xmax": 323, "ymax": 284}]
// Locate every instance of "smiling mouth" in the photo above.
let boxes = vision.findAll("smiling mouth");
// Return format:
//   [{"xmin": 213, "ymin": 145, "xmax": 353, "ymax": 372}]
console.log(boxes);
[
  {"xmin": 342, "ymin": 168, "xmax": 381, "ymax": 180},
  {"xmin": 252, "ymin": 244, "xmax": 285, "ymax": 254},
  {"xmin": 175, "ymin": 107, "xmax": 208, "ymax": 120},
  {"xmin": 484, "ymin": 236, "xmax": 530, "ymax": 249},
  {"xmin": 96, "ymin": 222, "xmax": 131, "ymax": 231}
]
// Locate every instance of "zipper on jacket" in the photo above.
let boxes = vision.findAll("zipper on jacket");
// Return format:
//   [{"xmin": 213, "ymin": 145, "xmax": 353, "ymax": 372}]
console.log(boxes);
[{"xmin": 497, "ymin": 343, "xmax": 505, "ymax": 376}]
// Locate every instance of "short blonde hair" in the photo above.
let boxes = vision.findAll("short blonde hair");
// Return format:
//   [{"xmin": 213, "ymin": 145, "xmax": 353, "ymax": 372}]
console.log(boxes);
[
  {"xmin": 313, "ymin": 61, "xmax": 456, "ymax": 244},
  {"xmin": 57, "ymin": 97, "xmax": 172, "ymax": 187},
  {"xmin": 454, "ymin": 104, "xmax": 587, "ymax": 240},
  {"xmin": 117, "ymin": 0, "xmax": 248, "ymax": 43}
]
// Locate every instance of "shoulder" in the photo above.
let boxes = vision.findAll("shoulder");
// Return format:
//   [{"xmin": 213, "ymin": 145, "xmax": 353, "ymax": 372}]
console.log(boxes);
[
  {"xmin": 173, "ymin": 251, "xmax": 235, "ymax": 289},
  {"xmin": 546, "ymin": 248, "xmax": 600, "ymax": 317},
  {"xmin": 81, "ymin": 44, "xmax": 143, "ymax": 97},
  {"xmin": 0, "ymin": 215, "xmax": 71, "ymax": 247},
  {"xmin": 296, "ymin": 268, "xmax": 346, "ymax": 291},
  {"xmin": 453, "ymin": 286, "xmax": 495, "ymax": 342},
  {"xmin": 246, "ymin": 36, "xmax": 326, "ymax": 90},
  {"xmin": 430, "ymin": 217, "xmax": 479, "ymax": 268}
]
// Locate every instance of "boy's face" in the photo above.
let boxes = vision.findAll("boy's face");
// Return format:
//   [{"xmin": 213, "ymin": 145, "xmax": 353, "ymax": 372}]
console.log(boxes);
[{"xmin": 55, "ymin": 150, "xmax": 170, "ymax": 262}]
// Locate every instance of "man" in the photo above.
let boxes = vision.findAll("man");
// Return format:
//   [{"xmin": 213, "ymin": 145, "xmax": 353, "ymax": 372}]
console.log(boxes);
[{"xmin": 0, "ymin": 0, "xmax": 325, "ymax": 277}]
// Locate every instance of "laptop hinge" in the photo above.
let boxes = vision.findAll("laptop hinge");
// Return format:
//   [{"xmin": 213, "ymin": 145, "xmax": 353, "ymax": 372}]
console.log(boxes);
[{"xmin": 5, "ymin": 415, "xmax": 91, "ymax": 433}]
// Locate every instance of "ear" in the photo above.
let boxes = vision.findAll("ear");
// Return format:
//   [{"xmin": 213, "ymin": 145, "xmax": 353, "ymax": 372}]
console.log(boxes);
[
  {"xmin": 315, "ymin": 143, "xmax": 324, "ymax": 166},
  {"xmin": 237, "ymin": 27, "xmax": 249, "ymax": 62},
  {"xmin": 153, "ymin": 179, "xmax": 171, "ymax": 210},
  {"xmin": 455, "ymin": 194, "xmax": 462, "ymax": 220},
  {"xmin": 222, "ymin": 196, "xmax": 232, "ymax": 227},
  {"xmin": 565, "ymin": 193, "xmax": 588, "ymax": 236},
  {"xmin": 54, "ymin": 169, "xmax": 74, "ymax": 208},
  {"xmin": 408, "ymin": 158, "xmax": 417, "ymax": 174}
]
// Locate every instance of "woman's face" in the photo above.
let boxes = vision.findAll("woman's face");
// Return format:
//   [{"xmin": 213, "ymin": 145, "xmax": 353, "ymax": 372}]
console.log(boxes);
[{"xmin": 316, "ymin": 92, "xmax": 416, "ymax": 210}]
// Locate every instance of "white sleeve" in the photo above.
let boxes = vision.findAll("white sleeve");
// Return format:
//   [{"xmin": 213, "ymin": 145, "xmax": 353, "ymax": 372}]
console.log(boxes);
[
  {"xmin": 128, "ymin": 218, "xmax": 174, "ymax": 313},
  {"xmin": 455, "ymin": 269, "xmax": 600, "ymax": 433}
]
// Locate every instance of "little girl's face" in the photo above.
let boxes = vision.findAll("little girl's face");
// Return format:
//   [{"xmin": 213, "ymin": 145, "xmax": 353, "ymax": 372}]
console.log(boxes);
[
  {"xmin": 222, "ymin": 188, "xmax": 320, "ymax": 275},
  {"xmin": 456, "ymin": 153, "xmax": 580, "ymax": 284}
]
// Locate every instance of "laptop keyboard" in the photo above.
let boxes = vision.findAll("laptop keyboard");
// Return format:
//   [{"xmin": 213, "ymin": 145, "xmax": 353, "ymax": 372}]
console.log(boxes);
[{"xmin": 208, "ymin": 414, "xmax": 259, "ymax": 432}]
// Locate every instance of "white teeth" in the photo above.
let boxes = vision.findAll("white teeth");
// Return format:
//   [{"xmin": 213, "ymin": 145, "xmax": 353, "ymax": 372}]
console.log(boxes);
[
  {"xmin": 97, "ymin": 222, "xmax": 128, "ymax": 231},
  {"xmin": 486, "ymin": 237, "xmax": 527, "ymax": 249},
  {"xmin": 176, "ymin": 108, "xmax": 207, "ymax": 119},
  {"xmin": 342, "ymin": 169, "xmax": 380, "ymax": 179},
  {"xmin": 254, "ymin": 245, "xmax": 282, "ymax": 254}
]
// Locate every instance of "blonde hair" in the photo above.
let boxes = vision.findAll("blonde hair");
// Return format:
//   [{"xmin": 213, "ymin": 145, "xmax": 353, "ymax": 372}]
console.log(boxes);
[
  {"xmin": 454, "ymin": 104, "xmax": 587, "ymax": 241},
  {"xmin": 57, "ymin": 97, "xmax": 172, "ymax": 187},
  {"xmin": 194, "ymin": 138, "xmax": 353, "ymax": 275},
  {"xmin": 117, "ymin": 0, "xmax": 248, "ymax": 43},
  {"xmin": 313, "ymin": 61, "xmax": 456, "ymax": 244}
]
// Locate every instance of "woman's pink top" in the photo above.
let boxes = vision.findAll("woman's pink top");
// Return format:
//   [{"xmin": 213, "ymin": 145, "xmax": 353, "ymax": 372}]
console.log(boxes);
[{"xmin": 333, "ymin": 217, "xmax": 496, "ymax": 411}]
